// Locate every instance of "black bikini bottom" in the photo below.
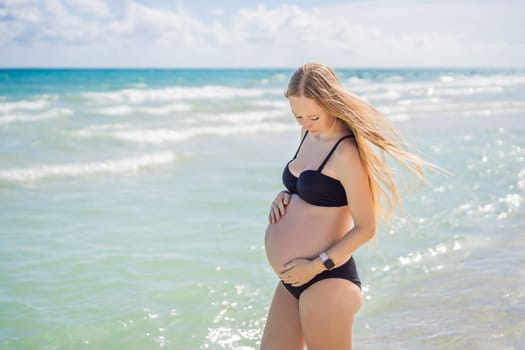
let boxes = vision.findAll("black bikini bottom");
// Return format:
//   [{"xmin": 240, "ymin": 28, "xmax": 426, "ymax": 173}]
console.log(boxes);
[{"xmin": 281, "ymin": 256, "xmax": 361, "ymax": 300}]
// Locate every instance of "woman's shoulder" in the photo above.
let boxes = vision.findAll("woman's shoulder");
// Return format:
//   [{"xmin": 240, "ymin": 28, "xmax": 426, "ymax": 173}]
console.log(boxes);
[
  {"xmin": 333, "ymin": 136, "xmax": 361, "ymax": 167},
  {"xmin": 333, "ymin": 136, "xmax": 368, "ymax": 183}
]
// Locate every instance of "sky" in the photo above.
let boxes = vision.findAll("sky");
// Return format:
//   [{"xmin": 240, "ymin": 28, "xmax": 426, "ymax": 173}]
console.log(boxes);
[{"xmin": 0, "ymin": 0, "xmax": 524, "ymax": 68}]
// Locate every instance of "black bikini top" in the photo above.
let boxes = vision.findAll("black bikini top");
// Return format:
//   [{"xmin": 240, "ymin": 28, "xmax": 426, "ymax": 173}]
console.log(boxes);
[{"xmin": 282, "ymin": 131, "xmax": 354, "ymax": 207}]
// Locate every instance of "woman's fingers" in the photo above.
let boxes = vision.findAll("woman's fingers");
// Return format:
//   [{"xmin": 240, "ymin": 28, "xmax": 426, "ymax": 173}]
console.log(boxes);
[
  {"xmin": 270, "ymin": 209, "xmax": 277, "ymax": 223},
  {"xmin": 269, "ymin": 191, "xmax": 292, "ymax": 224},
  {"xmin": 277, "ymin": 201, "xmax": 285, "ymax": 216},
  {"xmin": 269, "ymin": 206, "xmax": 280, "ymax": 223},
  {"xmin": 283, "ymin": 192, "xmax": 290, "ymax": 205}
]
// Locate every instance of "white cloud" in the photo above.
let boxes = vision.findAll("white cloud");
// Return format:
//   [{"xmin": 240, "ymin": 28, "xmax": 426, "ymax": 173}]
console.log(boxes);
[
  {"xmin": 209, "ymin": 7, "xmax": 225, "ymax": 17},
  {"xmin": 106, "ymin": 2, "xmax": 205, "ymax": 45},
  {"xmin": 0, "ymin": 1, "xmax": 463, "ymax": 49},
  {"xmin": 66, "ymin": 0, "xmax": 111, "ymax": 18},
  {"xmin": 0, "ymin": 0, "xmax": 523, "ymax": 67}
]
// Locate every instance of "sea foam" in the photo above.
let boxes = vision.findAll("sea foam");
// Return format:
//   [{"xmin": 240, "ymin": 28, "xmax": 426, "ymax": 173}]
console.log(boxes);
[
  {"xmin": 0, "ymin": 99, "xmax": 51, "ymax": 113},
  {"xmin": 0, "ymin": 152, "xmax": 176, "ymax": 182},
  {"xmin": 112, "ymin": 122, "xmax": 296, "ymax": 144},
  {"xmin": 0, "ymin": 108, "xmax": 73, "ymax": 125},
  {"xmin": 97, "ymin": 103, "xmax": 193, "ymax": 116},
  {"xmin": 82, "ymin": 86, "xmax": 281, "ymax": 105}
]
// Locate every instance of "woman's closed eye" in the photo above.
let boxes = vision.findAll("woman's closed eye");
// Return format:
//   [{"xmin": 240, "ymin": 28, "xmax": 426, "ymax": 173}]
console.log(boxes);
[{"xmin": 295, "ymin": 115, "xmax": 319, "ymax": 121}]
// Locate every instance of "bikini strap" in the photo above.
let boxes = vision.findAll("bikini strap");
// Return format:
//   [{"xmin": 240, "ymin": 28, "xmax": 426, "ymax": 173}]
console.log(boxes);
[
  {"xmin": 317, "ymin": 134, "xmax": 355, "ymax": 171},
  {"xmin": 292, "ymin": 131, "xmax": 309, "ymax": 159}
]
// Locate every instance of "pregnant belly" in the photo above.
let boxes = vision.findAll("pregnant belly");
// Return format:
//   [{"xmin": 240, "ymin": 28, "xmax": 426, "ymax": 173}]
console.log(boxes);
[{"xmin": 264, "ymin": 194, "xmax": 352, "ymax": 275}]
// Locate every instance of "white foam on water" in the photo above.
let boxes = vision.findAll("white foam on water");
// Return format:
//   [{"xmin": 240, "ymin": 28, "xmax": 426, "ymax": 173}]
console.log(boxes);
[
  {"xmin": 398, "ymin": 99, "xmax": 414, "ymax": 106},
  {"xmin": 0, "ymin": 108, "xmax": 73, "ymax": 125},
  {"xmin": 0, "ymin": 152, "xmax": 176, "ymax": 182},
  {"xmin": 97, "ymin": 103, "xmax": 193, "ymax": 116},
  {"xmin": 426, "ymin": 86, "xmax": 505, "ymax": 97},
  {"xmin": 98, "ymin": 105, "xmax": 134, "ymax": 116},
  {"xmin": 81, "ymin": 85, "xmax": 281, "ymax": 105},
  {"xmin": 139, "ymin": 103, "xmax": 192, "ymax": 115},
  {"xmin": 203, "ymin": 110, "xmax": 287, "ymax": 123},
  {"xmin": 362, "ymin": 90, "xmax": 402, "ymax": 101},
  {"xmin": 360, "ymin": 83, "xmax": 506, "ymax": 98},
  {"xmin": 439, "ymin": 75, "xmax": 455, "ymax": 83},
  {"xmin": 346, "ymin": 76, "xmax": 369, "ymax": 85},
  {"xmin": 74, "ymin": 110, "xmax": 292, "ymax": 142},
  {"xmin": 388, "ymin": 114, "xmax": 411, "ymax": 122},
  {"xmin": 0, "ymin": 99, "xmax": 51, "ymax": 113},
  {"xmin": 251, "ymin": 100, "xmax": 288, "ymax": 108},
  {"xmin": 379, "ymin": 100, "xmax": 525, "ymax": 118},
  {"xmin": 437, "ymin": 73, "xmax": 525, "ymax": 87},
  {"xmin": 74, "ymin": 123, "xmax": 132, "ymax": 137},
  {"xmin": 112, "ymin": 122, "xmax": 296, "ymax": 144},
  {"xmin": 348, "ymin": 73, "xmax": 525, "ymax": 99}
]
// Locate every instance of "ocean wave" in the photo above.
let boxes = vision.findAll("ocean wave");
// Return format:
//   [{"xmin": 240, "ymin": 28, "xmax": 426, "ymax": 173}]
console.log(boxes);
[
  {"xmin": 202, "ymin": 110, "xmax": 287, "ymax": 123},
  {"xmin": 97, "ymin": 105, "xmax": 134, "ymax": 116},
  {"xmin": 97, "ymin": 103, "xmax": 193, "ymax": 116},
  {"xmin": 362, "ymin": 90, "xmax": 402, "ymax": 101},
  {"xmin": 251, "ymin": 100, "xmax": 288, "ymax": 108},
  {"xmin": 351, "ymin": 73, "xmax": 525, "ymax": 99},
  {"xmin": 346, "ymin": 76, "xmax": 370, "ymax": 85},
  {"xmin": 437, "ymin": 73, "xmax": 525, "ymax": 87},
  {"xmin": 379, "ymin": 100, "xmax": 525, "ymax": 118},
  {"xmin": 75, "ymin": 123, "xmax": 131, "ymax": 136},
  {"xmin": 0, "ymin": 108, "xmax": 73, "ymax": 125},
  {"xmin": 0, "ymin": 99, "xmax": 51, "ymax": 114},
  {"xmin": 424, "ymin": 86, "xmax": 505, "ymax": 97},
  {"xmin": 0, "ymin": 152, "xmax": 176, "ymax": 183},
  {"xmin": 360, "ymin": 83, "xmax": 507, "ymax": 100},
  {"xmin": 81, "ymin": 86, "xmax": 282, "ymax": 105},
  {"xmin": 112, "ymin": 122, "xmax": 296, "ymax": 144},
  {"xmin": 139, "ymin": 103, "xmax": 192, "ymax": 115},
  {"xmin": 75, "ymin": 111, "xmax": 291, "ymax": 140}
]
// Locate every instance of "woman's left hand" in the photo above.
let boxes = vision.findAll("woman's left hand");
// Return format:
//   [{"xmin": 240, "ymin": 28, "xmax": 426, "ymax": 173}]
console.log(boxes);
[{"xmin": 279, "ymin": 258, "xmax": 324, "ymax": 287}]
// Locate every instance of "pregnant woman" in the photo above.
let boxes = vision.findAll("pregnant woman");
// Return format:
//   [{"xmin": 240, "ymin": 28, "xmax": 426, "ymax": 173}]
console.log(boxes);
[{"xmin": 261, "ymin": 63, "xmax": 426, "ymax": 350}]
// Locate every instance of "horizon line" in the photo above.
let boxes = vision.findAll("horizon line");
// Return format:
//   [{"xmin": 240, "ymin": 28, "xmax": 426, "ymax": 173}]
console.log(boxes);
[{"xmin": 1, "ymin": 66, "xmax": 523, "ymax": 70}]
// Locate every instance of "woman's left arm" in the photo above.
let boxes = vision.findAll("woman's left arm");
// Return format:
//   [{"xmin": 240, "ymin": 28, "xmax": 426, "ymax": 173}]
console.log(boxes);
[{"xmin": 322, "ymin": 139, "xmax": 376, "ymax": 267}]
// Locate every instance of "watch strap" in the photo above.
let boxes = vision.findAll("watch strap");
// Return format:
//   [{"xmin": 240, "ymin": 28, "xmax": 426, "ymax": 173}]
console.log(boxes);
[{"xmin": 319, "ymin": 252, "xmax": 335, "ymax": 270}]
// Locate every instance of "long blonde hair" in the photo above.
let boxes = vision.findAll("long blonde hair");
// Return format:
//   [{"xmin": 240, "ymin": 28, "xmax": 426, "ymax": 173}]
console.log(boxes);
[{"xmin": 285, "ymin": 63, "xmax": 429, "ymax": 220}]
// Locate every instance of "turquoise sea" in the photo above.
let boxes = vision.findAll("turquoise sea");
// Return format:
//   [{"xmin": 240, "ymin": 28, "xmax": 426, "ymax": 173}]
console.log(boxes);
[{"xmin": 1, "ymin": 68, "xmax": 524, "ymax": 349}]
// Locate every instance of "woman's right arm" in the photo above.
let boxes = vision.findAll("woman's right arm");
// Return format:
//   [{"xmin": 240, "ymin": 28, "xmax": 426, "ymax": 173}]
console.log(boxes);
[
  {"xmin": 268, "ymin": 128, "xmax": 303, "ymax": 224},
  {"xmin": 268, "ymin": 190, "xmax": 291, "ymax": 224}
]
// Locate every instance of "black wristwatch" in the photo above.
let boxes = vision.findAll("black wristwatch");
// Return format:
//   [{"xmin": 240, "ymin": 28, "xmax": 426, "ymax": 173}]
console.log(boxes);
[{"xmin": 320, "ymin": 252, "xmax": 335, "ymax": 270}]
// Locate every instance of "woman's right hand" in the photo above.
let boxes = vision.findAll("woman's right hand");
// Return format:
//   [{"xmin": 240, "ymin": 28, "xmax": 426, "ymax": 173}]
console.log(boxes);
[{"xmin": 269, "ymin": 190, "xmax": 291, "ymax": 224}]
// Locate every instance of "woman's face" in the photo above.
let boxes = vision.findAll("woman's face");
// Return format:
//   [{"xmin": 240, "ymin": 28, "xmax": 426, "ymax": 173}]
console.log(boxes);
[{"xmin": 288, "ymin": 96, "xmax": 336, "ymax": 135}]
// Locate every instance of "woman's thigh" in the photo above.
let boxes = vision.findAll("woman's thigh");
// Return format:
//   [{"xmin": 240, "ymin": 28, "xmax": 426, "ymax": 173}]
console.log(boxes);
[
  {"xmin": 260, "ymin": 282, "xmax": 305, "ymax": 350},
  {"xmin": 299, "ymin": 279, "xmax": 362, "ymax": 350}
]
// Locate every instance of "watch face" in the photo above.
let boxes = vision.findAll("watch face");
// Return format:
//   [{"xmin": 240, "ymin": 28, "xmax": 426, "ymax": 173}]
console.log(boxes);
[{"xmin": 324, "ymin": 258, "xmax": 335, "ymax": 270}]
